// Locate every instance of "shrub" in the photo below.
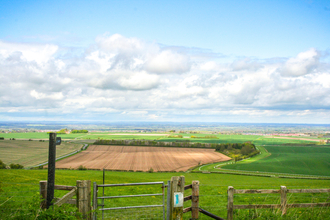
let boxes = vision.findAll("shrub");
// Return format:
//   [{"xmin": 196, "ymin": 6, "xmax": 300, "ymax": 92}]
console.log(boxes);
[
  {"xmin": 0, "ymin": 160, "xmax": 6, "ymax": 169},
  {"xmin": 148, "ymin": 167, "xmax": 154, "ymax": 173},
  {"xmin": 9, "ymin": 163, "xmax": 24, "ymax": 169},
  {"xmin": 78, "ymin": 165, "xmax": 87, "ymax": 170}
]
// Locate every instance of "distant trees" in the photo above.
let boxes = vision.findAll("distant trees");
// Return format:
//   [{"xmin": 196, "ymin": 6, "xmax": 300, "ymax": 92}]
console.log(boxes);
[
  {"xmin": 9, "ymin": 163, "xmax": 24, "ymax": 169},
  {"xmin": 0, "ymin": 160, "xmax": 24, "ymax": 169},
  {"xmin": 213, "ymin": 142, "xmax": 260, "ymax": 161},
  {"xmin": 0, "ymin": 160, "xmax": 6, "ymax": 169},
  {"xmin": 71, "ymin": 130, "xmax": 88, "ymax": 134}
]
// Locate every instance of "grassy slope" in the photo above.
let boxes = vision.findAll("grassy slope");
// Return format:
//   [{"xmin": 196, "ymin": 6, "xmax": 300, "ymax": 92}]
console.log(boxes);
[
  {"xmin": 1, "ymin": 169, "xmax": 329, "ymax": 219},
  {"xmin": 223, "ymin": 145, "xmax": 330, "ymax": 176}
]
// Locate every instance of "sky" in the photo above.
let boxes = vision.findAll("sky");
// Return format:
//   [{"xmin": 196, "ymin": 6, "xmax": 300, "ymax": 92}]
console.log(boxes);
[{"xmin": 0, "ymin": 0, "xmax": 330, "ymax": 124}]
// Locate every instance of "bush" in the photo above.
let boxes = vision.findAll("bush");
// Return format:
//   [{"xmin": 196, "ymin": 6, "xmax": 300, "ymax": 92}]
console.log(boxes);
[
  {"xmin": 78, "ymin": 165, "xmax": 87, "ymax": 170},
  {"xmin": 148, "ymin": 167, "xmax": 154, "ymax": 173},
  {"xmin": 0, "ymin": 160, "xmax": 6, "ymax": 169},
  {"xmin": 9, "ymin": 163, "xmax": 24, "ymax": 169}
]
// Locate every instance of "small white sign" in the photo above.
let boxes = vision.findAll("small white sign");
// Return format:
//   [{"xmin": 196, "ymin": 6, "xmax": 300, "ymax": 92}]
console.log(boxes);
[{"xmin": 173, "ymin": 192, "xmax": 183, "ymax": 207}]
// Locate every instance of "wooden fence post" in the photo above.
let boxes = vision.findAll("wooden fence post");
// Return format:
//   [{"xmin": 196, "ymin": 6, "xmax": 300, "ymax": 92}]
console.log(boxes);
[
  {"xmin": 77, "ymin": 180, "xmax": 91, "ymax": 220},
  {"xmin": 191, "ymin": 180, "xmax": 199, "ymax": 220},
  {"xmin": 280, "ymin": 186, "xmax": 287, "ymax": 216},
  {"xmin": 170, "ymin": 176, "xmax": 185, "ymax": 220},
  {"xmin": 40, "ymin": 181, "xmax": 47, "ymax": 209},
  {"xmin": 227, "ymin": 186, "xmax": 234, "ymax": 220}
]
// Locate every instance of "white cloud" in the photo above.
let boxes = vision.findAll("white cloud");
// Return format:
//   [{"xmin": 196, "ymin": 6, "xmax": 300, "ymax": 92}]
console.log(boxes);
[
  {"xmin": 280, "ymin": 48, "xmax": 320, "ymax": 77},
  {"xmin": 145, "ymin": 50, "xmax": 191, "ymax": 74},
  {"xmin": 0, "ymin": 41, "xmax": 58, "ymax": 64},
  {"xmin": 30, "ymin": 90, "xmax": 63, "ymax": 100},
  {"xmin": 0, "ymin": 36, "xmax": 329, "ymax": 123}
]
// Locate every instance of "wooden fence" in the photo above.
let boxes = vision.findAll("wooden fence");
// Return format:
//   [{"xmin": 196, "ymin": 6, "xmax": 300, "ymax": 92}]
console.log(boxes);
[
  {"xmin": 169, "ymin": 176, "xmax": 224, "ymax": 220},
  {"xmin": 40, "ymin": 180, "xmax": 91, "ymax": 219},
  {"xmin": 227, "ymin": 186, "xmax": 330, "ymax": 220}
]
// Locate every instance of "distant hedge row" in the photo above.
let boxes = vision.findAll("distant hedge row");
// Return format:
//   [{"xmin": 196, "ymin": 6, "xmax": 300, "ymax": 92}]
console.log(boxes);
[{"xmin": 0, "ymin": 160, "xmax": 24, "ymax": 169}]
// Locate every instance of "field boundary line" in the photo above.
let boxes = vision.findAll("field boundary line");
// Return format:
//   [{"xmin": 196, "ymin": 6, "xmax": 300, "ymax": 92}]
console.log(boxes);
[{"xmin": 28, "ymin": 144, "xmax": 88, "ymax": 169}]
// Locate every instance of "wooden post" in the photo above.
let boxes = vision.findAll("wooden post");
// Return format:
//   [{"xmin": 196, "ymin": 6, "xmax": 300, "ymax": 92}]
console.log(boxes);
[
  {"xmin": 227, "ymin": 186, "xmax": 234, "ymax": 220},
  {"xmin": 46, "ymin": 133, "xmax": 56, "ymax": 209},
  {"xmin": 40, "ymin": 181, "xmax": 47, "ymax": 209},
  {"xmin": 170, "ymin": 176, "xmax": 185, "ymax": 220},
  {"xmin": 191, "ymin": 180, "xmax": 199, "ymax": 220},
  {"xmin": 280, "ymin": 186, "xmax": 287, "ymax": 215},
  {"xmin": 77, "ymin": 180, "xmax": 91, "ymax": 220}
]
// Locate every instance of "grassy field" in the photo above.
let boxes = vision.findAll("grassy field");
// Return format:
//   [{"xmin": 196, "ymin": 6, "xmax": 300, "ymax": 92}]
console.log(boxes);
[
  {"xmin": 0, "ymin": 169, "xmax": 329, "ymax": 219},
  {"xmin": 0, "ymin": 140, "xmax": 83, "ymax": 167},
  {"xmin": 222, "ymin": 145, "xmax": 330, "ymax": 176},
  {"xmin": 1, "ymin": 132, "xmax": 325, "ymax": 143}
]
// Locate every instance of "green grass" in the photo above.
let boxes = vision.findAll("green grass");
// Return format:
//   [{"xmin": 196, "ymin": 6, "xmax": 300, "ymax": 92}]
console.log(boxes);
[
  {"xmin": 0, "ymin": 169, "xmax": 329, "ymax": 219},
  {"xmin": 222, "ymin": 145, "xmax": 330, "ymax": 176}
]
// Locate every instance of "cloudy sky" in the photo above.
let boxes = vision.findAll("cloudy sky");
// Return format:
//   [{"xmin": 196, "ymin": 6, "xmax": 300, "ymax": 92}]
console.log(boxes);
[{"xmin": 0, "ymin": 0, "xmax": 330, "ymax": 123}]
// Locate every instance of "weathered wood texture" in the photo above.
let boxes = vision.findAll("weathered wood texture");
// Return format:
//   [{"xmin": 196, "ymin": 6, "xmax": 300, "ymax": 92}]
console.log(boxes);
[
  {"xmin": 40, "ymin": 181, "xmax": 47, "ymax": 209},
  {"xmin": 77, "ymin": 180, "xmax": 91, "ymax": 220},
  {"xmin": 184, "ymin": 195, "xmax": 192, "ymax": 202},
  {"xmin": 227, "ymin": 186, "xmax": 234, "ymax": 220},
  {"xmin": 54, "ymin": 185, "xmax": 76, "ymax": 190},
  {"xmin": 40, "ymin": 181, "xmax": 79, "ymax": 207},
  {"xmin": 183, "ymin": 207, "xmax": 191, "ymax": 213},
  {"xmin": 234, "ymin": 189, "xmax": 280, "ymax": 194},
  {"xmin": 184, "ymin": 184, "xmax": 192, "ymax": 190},
  {"xmin": 170, "ymin": 176, "xmax": 185, "ymax": 220},
  {"xmin": 191, "ymin": 180, "xmax": 199, "ymax": 220},
  {"xmin": 54, "ymin": 187, "xmax": 77, "ymax": 207},
  {"xmin": 233, "ymin": 204, "xmax": 281, "ymax": 209},
  {"xmin": 288, "ymin": 189, "xmax": 330, "ymax": 193}
]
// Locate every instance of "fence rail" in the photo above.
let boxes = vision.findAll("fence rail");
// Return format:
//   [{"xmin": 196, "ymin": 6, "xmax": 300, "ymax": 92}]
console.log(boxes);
[
  {"xmin": 39, "ymin": 180, "xmax": 91, "ymax": 219},
  {"xmin": 227, "ymin": 186, "xmax": 330, "ymax": 220}
]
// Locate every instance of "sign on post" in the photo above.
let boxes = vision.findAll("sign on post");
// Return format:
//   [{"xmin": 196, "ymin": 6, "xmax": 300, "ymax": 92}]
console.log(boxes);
[
  {"xmin": 174, "ymin": 192, "xmax": 183, "ymax": 207},
  {"xmin": 56, "ymin": 137, "xmax": 61, "ymax": 145},
  {"xmin": 170, "ymin": 176, "xmax": 185, "ymax": 220}
]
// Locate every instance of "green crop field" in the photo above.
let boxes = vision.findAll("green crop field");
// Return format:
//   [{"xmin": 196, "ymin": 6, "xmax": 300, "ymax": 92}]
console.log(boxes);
[
  {"xmin": 221, "ymin": 145, "xmax": 330, "ymax": 176},
  {"xmin": 0, "ymin": 140, "xmax": 83, "ymax": 167},
  {"xmin": 0, "ymin": 169, "xmax": 329, "ymax": 219}
]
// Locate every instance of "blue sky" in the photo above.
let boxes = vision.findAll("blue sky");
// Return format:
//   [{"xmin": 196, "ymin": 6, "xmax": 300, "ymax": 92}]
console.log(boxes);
[{"xmin": 0, "ymin": 0, "xmax": 330, "ymax": 123}]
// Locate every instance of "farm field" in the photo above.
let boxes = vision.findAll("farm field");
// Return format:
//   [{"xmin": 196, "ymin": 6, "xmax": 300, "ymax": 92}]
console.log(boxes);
[
  {"xmin": 1, "ymin": 132, "xmax": 326, "ymax": 144},
  {"xmin": 55, "ymin": 145, "xmax": 231, "ymax": 171},
  {"xmin": 1, "ymin": 169, "xmax": 330, "ymax": 219},
  {"xmin": 221, "ymin": 145, "xmax": 330, "ymax": 176},
  {"xmin": 0, "ymin": 140, "xmax": 83, "ymax": 167}
]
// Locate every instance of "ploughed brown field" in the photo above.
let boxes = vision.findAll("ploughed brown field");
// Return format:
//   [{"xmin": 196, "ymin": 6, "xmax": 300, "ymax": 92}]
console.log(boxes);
[{"xmin": 55, "ymin": 145, "xmax": 231, "ymax": 171}]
